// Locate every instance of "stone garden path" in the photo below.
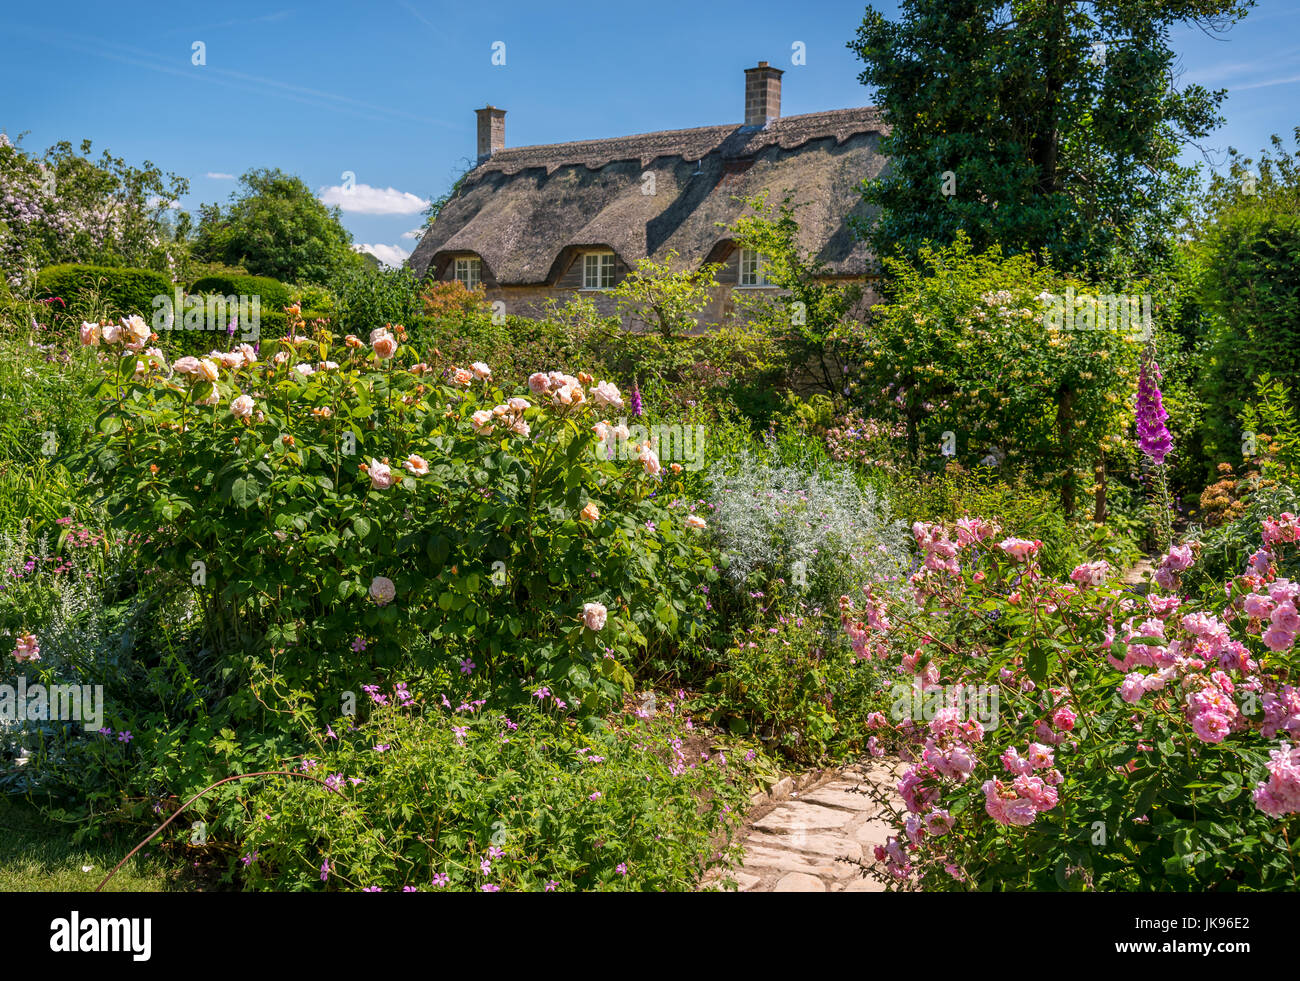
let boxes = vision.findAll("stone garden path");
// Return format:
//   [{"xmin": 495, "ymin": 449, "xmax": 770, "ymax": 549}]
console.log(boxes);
[{"xmin": 706, "ymin": 758, "xmax": 906, "ymax": 892}]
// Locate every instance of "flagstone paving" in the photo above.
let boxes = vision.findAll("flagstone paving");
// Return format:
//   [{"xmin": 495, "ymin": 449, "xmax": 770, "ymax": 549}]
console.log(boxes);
[{"xmin": 704, "ymin": 758, "xmax": 906, "ymax": 892}]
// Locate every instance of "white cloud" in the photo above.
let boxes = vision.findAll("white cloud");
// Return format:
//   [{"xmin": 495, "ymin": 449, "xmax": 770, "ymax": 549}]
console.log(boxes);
[
  {"xmin": 353, "ymin": 243, "xmax": 411, "ymax": 268},
  {"xmin": 146, "ymin": 196, "xmax": 180, "ymax": 209},
  {"xmin": 319, "ymin": 183, "xmax": 429, "ymax": 215},
  {"xmin": 205, "ymin": 171, "xmax": 235, "ymax": 180},
  {"xmin": 401, "ymin": 227, "xmax": 425, "ymax": 240}
]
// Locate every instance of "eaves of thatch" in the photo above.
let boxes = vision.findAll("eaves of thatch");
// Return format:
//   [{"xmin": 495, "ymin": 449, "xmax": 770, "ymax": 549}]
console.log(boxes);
[{"xmin": 408, "ymin": 107, "xmax": 890, "ymax": 285}]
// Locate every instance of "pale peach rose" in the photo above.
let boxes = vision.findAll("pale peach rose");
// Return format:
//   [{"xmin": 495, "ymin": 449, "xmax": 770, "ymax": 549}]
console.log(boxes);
[
  {"xmin": 510, "ymin": 418, "xmax": 530, "ymax": 438},
  {"xmin": 197, "ymin": 359, "xmax": 220, "ymax": 382},
  {"xmin": 294, "ymin": 363, "xmax": 315, "ymax": 378},
  {"xmin": 592, "ymin": 421, "xmax": 612, "ymax": 441},
  {"xmin": 581, "ymin": 501, "xmax": 600, "ymax": 522},
  {"xmin": 200, "ymin": 389, "xmax": 221, "ymax": 406},
  {"xmin": 369, "ymin": 327, "xmax": 393, "ymax": 344},
  {"xmin": 403, "ymin": 454, "xmax": 430, "ymax": 476},
  {"xmin": 345, "ymin": 334, "xmax": 363, "ymax": 348},
  {"xmin": 409, "ymin": 362, "xmax": 431, "ymax": 376},
  {"xmin": 453, "ymin": 368, "xmax": 474, "ymax": 386},
  {"xmin": 507, "ymin": 397, "xmax": 530, "ymax": 413},
  {"xmin": 670, "ymin": 463, "xmax": 683, "ymax": 473},
  {"xmin": 592, "ymin": 380, "xmax": 623, "ymax": 409},
  {"xmin": 272, "ymin": 350, "xmax": 291, "ymax": 365},
  {"xmin": 122, "ymin": 315, "xmax": 151, "ymax": 348},
  {"xmin": 237, "ymin": 343, "xmax": 258, "ymax": 365},
  {"xmin": 368, "ymin": 458, "xmax": 394, "ymax": 489},
  {"xmin": 612, "ymin": 423, "xmax": 630, "ymax": 440},
  {"xmin": 582, "ymin": 602, "xmax": 607, "ymax": 631},
  {"xmin": 491, "ymin": 403, "xmax": 509, "ymax": 418},
  {"xmin": 552, "ymin": 383, "xmax": 576, "ymax": 406},
  {"xmin": 231, "ymin": 395, "xmax": 255, "ymax": 420},
  {"xmin": 471, "ymin": 410, "xmax": 494, "ymax": 434},
  {"xmin": 79, "ymin": 322, "xmax": 100, "ymax": 346},
  {"xmin": 527, "ymin": 372, "xmax": 549, "ymax": 394},
  {"xmin": 639, "ymin": 445, "xmax": 661, "ymax": 476},
  {"xmin": 685, "ymin": 514, "xmax": 707, "ymax": 530},
  {"xmin": 373, "ymin": 334, "xmax": 398, "ymax": 359},
  {"xmin": 471, "ymin": 361, "xmax": 492, "ymax": 380},
  {"xmin": 101, "ymin": 322, "xmax": 123, "ymax": 345},
  {"xmin": 318, "ymin": 361, "xmax": 339, "ymax": 371},
  {"xmin": 13, "ymin": 632, "xmax": 40, "ymax": 663},
  {"xmin": 219, "ymin": 351, "xmax": 245, "ymax": 369},
  {"xmin": 172, "ymin": 356, "xmax": 201, "ymax": 376},
  {"xmin": 369, "ymin": 575, "xmax": 396, "ymax": 606}
]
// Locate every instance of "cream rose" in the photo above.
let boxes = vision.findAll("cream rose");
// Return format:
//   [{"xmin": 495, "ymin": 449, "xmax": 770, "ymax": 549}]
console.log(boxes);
[
  {"xmin": 581, "ymin": 501, "xmax": 600, "ymax": 522},
  {"xmin": 79, "ymin": 322, "xmax": 101, "ymax": 346},
  {"xmin": 471, "ymin": 410, "xmax": 494, "ymax": 434},
  {"xmin": 592, "ymin": 380, "xmax": 623, "ymax": 409},
  {"xmin": 231, "ymin": 395, "xmax": 255, "ymax": 420},
  {"xmin": 582, "ymin": 602, "xmax": 607, "ymax": 631},
  {"xmin": 403, "ymin": 454, "xmax": 430, "ymax": 476},
  {"xmin": 197, "ymin": 359, "xmax": 220, "ymax": 382},
  {"xmin": 471, "ymin": 361, "xmax": 492, "ymax": 380}
]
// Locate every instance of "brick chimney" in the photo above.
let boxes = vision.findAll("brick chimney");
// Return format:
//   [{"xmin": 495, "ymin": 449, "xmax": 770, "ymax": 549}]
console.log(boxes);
[
  {"xmin": 476, "ymin": 106, "xmax": 505, "ymax": 163},
  {"xmin": 743, "ymin": 61, "xmax": 783, "ymax": 126}
]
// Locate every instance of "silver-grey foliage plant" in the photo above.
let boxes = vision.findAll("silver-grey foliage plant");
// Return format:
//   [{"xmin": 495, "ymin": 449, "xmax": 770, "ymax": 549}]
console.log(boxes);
[{"xmin": 705, "ymin": 448, "xmax": 913, "ymax": 603}]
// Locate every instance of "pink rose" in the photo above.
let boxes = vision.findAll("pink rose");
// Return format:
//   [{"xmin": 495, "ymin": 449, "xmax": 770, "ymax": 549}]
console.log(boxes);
[
  {"xmin": 367, "ymin": 459, "xmax": 394, "ymax": 490},
  {"xmin": 373, "ymin": 334, "xmax": 398, "ymax": 359},
  {"xmin": 582, "ymin": 602, "xmax": 607, "ymax": 631},
  {"xmin": 172, "ymin": 356, "xmax": 201, "ymax": 376},
  {"xmin": 79, "ymin": 322, "xmax": 101, "ymax": 346}
]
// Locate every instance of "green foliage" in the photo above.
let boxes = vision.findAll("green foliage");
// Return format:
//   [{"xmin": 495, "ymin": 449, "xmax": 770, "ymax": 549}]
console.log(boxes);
[
  {"xmin": 193, "ymin": 168, "xmax": 362, "ymax": 286},
  {"xmin": 838, "ymin": 234, "xmax": 1140, "ymax": 517},
  {"xmin": 1241, "ymin": 376, "xmax": 1300, "ymax": 484},
  {"xmin": 1199, "ymin": 203, "xmax": 1300, "ymax": 472},
  {"xmin": 0, "ymin": 136, "xmax": 189, "ymax": 282},
  {"xmin": 189, "ymin": 273, "xmax": 293, "ymax": 316},
  {"xmin": 847, "ymin": 0, "xmax": 1249, "ymax": 279},
  {"xmin": 609, "ymin": 249, "xmax": 721, "ymax": 339},
  {"xmin": 328, "ymin": 264, "xmax": 423, "ymax": 338},
  {"xmin": 233, "ymin": 689, "xmax": 750, "ymax": 891},
  {"xmin": 729, "ymin": 192, "xmax": 863, "ymax": 395},
  {"xmin": 35, "ymin": 264, "xmax": 172, "ymax": 326},
  {"xmin": 70, "ymin": 335, "xmax": 715, "ymax": 716}
]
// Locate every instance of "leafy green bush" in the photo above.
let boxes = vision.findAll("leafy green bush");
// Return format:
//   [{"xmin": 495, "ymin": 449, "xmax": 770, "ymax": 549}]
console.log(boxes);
[
  {"xmin": 854, "ymin": 517, "xmax": 1300, "ymax": 891},
  {"xmin": 232, "ymin": 687, "xmax": 750, "ymax": 891},
  {"xmin": 71, "ymin": 329, "xmax": 716, "ymax": 717},
  {"xmin": 35, "ymin": 264, "xmax": 172, "ymax": 326},
  {"xmin": 189, "ymin": 273, "xmax": 292, "ymax": 317},
  {"xmin": 328, "ymin": 265, "xmax": 422, "ymax": 339}
]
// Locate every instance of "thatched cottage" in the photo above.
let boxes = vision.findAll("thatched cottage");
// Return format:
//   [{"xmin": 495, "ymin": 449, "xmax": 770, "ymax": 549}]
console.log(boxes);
[{"xmin": 407, "ymin": 62, "xmax": 889, "ymax": 326}]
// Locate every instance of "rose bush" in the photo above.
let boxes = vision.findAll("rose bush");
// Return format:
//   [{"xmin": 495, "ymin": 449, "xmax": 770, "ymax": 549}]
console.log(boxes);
[
  {"xmin": 850, "ymin": 513, "xmax": 1300, "ymax": 890},
  {"xmin": 69, "ymin": 311, "xmax": 718, "ymax": 718}
]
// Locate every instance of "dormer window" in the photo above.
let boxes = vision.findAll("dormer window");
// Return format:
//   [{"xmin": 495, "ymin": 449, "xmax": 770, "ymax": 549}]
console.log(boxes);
[
  {"xmin": 738, "ymin": 248, "xmax": 773, "ymax": 287},
  {"xmin": 582, "ymin": 251, "xmax": 616, "ymax": 290},
  {"xmin": 454, "ymin": 257, "xmax": 482, "ymax": 290}
]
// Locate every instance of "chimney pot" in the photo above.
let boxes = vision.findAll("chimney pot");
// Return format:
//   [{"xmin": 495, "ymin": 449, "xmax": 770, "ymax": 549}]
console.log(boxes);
[
  {"xmin": 743, "ymin": 61, "xmax": 783, "ymax": 127},
  {"xmin": 476, "ymin": 106, "xmax": 506, "ymax": 163}
]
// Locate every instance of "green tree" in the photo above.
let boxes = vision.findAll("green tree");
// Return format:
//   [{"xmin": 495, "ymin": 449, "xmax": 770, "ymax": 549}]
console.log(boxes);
[
  {"xmin": 847, "ymin": 0, "xmax": 1252, "ymax": 279},
  {"xmin": 729, "ymin": 192, "xmax": 863, "ymax": 395},
  {"xmin": 609, "ymin": 250, "xmax": 720, "ymax": 339},
  {"xmin": 194, "ymin": 168, "xmax": 361, "ymax": 285}
]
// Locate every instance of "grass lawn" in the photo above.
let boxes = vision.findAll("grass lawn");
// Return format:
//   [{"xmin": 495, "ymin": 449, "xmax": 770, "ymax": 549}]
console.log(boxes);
[{"xmin": 0, "ymin": 795, "xmax": 195, "ymax": 892}]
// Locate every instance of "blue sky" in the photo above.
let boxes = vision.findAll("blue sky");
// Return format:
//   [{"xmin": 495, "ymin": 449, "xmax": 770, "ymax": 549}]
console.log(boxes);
[{"xmin": 4, "ymin": 0, "xmax": 1298, "ymax": 267}]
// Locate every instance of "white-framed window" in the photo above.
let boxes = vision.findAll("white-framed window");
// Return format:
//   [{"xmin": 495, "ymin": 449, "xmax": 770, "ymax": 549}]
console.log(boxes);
[
  {"xmin": 582, "ymin": 251, "xmax": 616, "ymax": 290},
  {"xmin": 738, "ymin": 248, "xmax": 773, "ymax": 287},
  {"xmin": 454, "ymin": 257, "xmax": 482, "ymax": 290}
]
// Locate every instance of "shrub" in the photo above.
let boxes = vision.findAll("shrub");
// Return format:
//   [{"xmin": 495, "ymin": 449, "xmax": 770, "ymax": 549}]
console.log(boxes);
[
  {"xmin": 189, "ymin": 273, "xmax": 292, "ymax": 317},
  {"xmin": 846, "ymin": 516, "xmax": 1300, "ymax": 891},
  {"xmin": 231, "ymin": 686, "xmax": 750, "ymax": 891},
  {"xmin": 69, "ymin": 327, "xmax": 716, "ymax": 717},
  {"xmin": 704, "ymin": 446, "xmax": 912, "ymax": 609},
  {"xmin": 328, "ymin": 265, "xmax": 422, "ymax": 339},
  {"xmin": 35, "ymin": 264, "xmax": 172, "ymax": 325}
]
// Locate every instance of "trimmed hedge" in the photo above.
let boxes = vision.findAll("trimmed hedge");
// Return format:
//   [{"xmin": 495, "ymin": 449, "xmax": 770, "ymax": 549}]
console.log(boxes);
[
  {"xmin": 190, "ymin": 274, "xmax": 292, "ymax": 316},
  {"xmin": 36, "ymin": 264, "xmax": 173, "ymax": 321}
]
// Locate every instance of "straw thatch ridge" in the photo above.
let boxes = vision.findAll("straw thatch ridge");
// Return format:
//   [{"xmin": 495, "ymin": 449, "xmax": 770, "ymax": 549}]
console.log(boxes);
[{"xmin": 408, "ymin": 107, "xmax": 890, "ymax": 286}]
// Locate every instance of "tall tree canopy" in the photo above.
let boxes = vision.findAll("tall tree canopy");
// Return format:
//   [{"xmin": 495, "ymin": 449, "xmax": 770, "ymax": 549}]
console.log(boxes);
[
  {"xmin": 194, "ymin": 168, "xmax": 361, "ymax": 285},
  {"xmin": 848, "ymin": 0, "xmax": 1254, "ymax": 279}
]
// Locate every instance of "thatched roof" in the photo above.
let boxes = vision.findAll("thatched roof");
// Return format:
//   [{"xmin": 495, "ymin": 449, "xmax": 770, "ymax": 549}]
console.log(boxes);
[{"xmin": 408, "ymin": 107, "xmax": 889, "ymax": 285}]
